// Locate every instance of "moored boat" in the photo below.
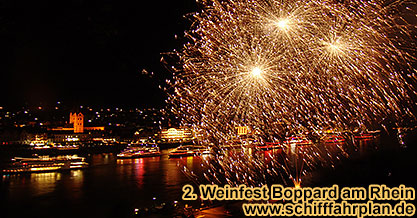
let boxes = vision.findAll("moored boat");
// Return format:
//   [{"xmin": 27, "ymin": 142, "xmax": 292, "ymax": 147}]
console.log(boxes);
[
  {"xmin": 2, "ymin": 155, "xmax": 88, "ymax": 174},
  {"xmin": 117, "ymin": 146, "xmax": 162, "ymax": 159},
  {"xmin": 283, "ymin": 136, "xmax": 313, "ymax": 147},
  {"xmin": 168, "ymin": 145, "xmax": 210, "ymax": 158},
  {"xmin": 256, "ymin": 142, "xmax": 283, "ymax": 150},
  {"xmin": 322, "ymin": 135, "xmax": 346, "ymax": 144},
  {"xmin": 354, "ymin": 133, "xmax": 374, "ymax": 140}
]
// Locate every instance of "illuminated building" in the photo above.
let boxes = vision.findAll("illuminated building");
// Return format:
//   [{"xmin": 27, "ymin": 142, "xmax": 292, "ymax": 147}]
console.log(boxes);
[
  {"xmin": 52, "ymin": 134, "xmax": 89, "ymax": 144},
  {"xmin": 22, "ymin": 134, "xmax": 54, "ymax": 148},
  {"xmin": 236, "ymin": 126, "xmax": 249, "ymax": 136},
  {"xmin": 160, "ymin": 128, "xmax": 194, "ymax": 142},
  {"xmin": 70, "ymin": 112, "xmax": 84, "ymax": 133},
  {"xmin": 50, "ymin": 112, "xmax": 104, "ymax": 133},
  {"xmin": 47, "ymin": 112, "xmax": 106, "ymax": 146}
]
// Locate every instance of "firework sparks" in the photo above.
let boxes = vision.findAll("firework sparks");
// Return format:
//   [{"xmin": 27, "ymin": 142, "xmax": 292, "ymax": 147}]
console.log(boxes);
[
  {"xmin": 167, "ymin": 0, "xmax": 416, "ymax": 142},
  {"xmin": 167, "ymin": 0, "xmax": 416, "ymax": 186}
]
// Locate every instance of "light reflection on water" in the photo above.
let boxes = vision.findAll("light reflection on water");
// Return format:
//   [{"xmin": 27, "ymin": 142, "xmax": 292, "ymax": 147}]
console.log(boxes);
[
  {"xmin": 30, "ymin": 172, "xmax": 61, "ymax": 196},
  {"xmin": 0, "ymin": 140, "xmax": 380, "ymax": 217},
  {"xmin": 1, "ymin": 150, "xmax": 202, "ymax": 218}
]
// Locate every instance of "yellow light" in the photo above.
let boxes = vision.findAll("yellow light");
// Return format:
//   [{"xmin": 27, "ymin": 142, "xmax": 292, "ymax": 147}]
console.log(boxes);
[
  {"xmin": 293, "ymin": 178, "xmax": 301, "ymax": 188},
  {"xmin": 324, "ymin": 38, "xmax": 345, "ymax": 56},
  {"xmin": 236, "ymin": 126, "xmax": 248, "ymax": 135},
  {"xmin": 30, "ymin": 167, "xmax": 60, "ymax": 171},
  {"xmin": 275, "ymin": 19, "xmax": 290, "ymax": 30},
  {"xmin": 294, "ymin": 183, "xmax": 301, "ymax": 188},
  {"xmin": 251, "ymin": 67, "xmax": 262, "ymax": 78},
  {"xmin": 327, "ymin": 43, "xmax": 341, "ymax": 52}
]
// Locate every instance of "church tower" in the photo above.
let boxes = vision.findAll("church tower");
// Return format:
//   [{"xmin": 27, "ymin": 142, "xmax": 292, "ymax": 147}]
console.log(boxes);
[{"xmin": 70, "ymin": 112, "xmax": 84, "ymax": 133}]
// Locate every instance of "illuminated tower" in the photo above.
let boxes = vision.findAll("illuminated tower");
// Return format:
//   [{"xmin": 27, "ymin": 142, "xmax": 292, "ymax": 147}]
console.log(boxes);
[
  {"xmin": 70, "ymin": 112, "xmax": 76, "ymax": 124},
  {"xmin": 69, "ymin": 112, "xmax": 84, "ymax": 133},
  {"xmin": 236, "ymin": 126, "xmax": 248, "ymax": 136}
]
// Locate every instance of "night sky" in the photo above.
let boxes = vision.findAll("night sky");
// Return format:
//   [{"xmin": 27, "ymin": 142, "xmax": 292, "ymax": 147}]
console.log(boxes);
[
  {"xmin": 0, "ymin": 1, "xmax": 415, "ymax": 109},
  {"xmin": 0, "ymin": 0, "xmax": 196, "ymax": 108}
]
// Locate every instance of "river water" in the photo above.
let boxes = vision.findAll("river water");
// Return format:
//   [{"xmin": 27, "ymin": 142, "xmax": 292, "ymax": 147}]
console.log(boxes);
[
  {"xmin": 0, "ymin": 150, "xmax": 203, "ymax": 218},
  {"xmin": 1, "ymin": 135, "xmax": 415, "ymax": 218}
]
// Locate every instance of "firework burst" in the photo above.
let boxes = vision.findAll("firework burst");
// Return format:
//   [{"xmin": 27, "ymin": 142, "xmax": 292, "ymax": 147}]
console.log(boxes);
[
  {"xmin": 166, "ymin": 0, "xmax": 416, "ymax": 186},
  {"xmin": 167, "ymin": 0, "xmax": 416, "ymax": 143}
]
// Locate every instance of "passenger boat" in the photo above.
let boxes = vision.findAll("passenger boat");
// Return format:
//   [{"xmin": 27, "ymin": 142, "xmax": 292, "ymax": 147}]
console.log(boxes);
[
  {"xmin": 354, "ymin": 133, "xmax": 374, "ymax": 140},
  {"xmin": 256, "ymin": 142, "xmax": 283, "ymax": 150},
  {"xmin": 55, "ymin": 144, "xmax": 79, "ymax": 150},
  {"xmin": 117, "ymin": 146, "xmax": 162, "ymax": 159},
  {"xmin": 219, "ymin": 144, "xmax": 243, "ymax": 150},
  {"xmin": 168, "ymin": 145, "xmax": 210, "ymax": 158},
  {"xmin": 283, "ymin": 136, "xmax": 313, "ymax": 147},
  {"xmin": 2, "ymin": 155, "xmax": 88, "ymax": 174},
  {"xmin": 322, "ymin": 135, "xmax": 346, "ymax": 143}
]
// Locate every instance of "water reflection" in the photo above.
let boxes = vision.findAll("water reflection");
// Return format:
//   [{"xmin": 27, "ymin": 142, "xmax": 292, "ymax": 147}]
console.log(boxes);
[
  {"xmin": 68, "ymin": 170, "xmax": 84, "ymax": 199},
  {"xmin": 133, "ymin": 158, "xmax": 145, "ymax": 188},
  {"xmin": 1, "ymin": 151, "xmax": 203, "ymax": 217},
  {"xmin": 0, "ymin": 135, "xmax": 396, "ymax": 217},
  {"xmin": 2, "ymin": 170, "xmax": 87, "ymax": 200},
  {"xmin": 186, "ymin": 156, "xmax": 193, "ymax": 168},
  {"xmin": 30, "ymin": 172, "xmax": 61, "ymax": 195}
]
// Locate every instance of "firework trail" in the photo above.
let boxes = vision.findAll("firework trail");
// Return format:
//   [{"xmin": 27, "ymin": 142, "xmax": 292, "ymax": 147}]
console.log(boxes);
[
  {"xmin": 167, "ymin": 0, "xmax": 416, "ymax": 141},
  {"xmin": 166, "ymin": 0, "xmax": 416, "ymax": 186}
]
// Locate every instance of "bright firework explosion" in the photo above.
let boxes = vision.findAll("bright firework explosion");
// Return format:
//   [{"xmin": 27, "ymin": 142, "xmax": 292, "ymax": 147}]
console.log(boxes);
[
  {"xmin": 167, "ymin": 0, "xmax": 416, "ymax": 143},
  {"xmin": 166, "ymin": 0, "xmax": 416, "ymax": 186}
]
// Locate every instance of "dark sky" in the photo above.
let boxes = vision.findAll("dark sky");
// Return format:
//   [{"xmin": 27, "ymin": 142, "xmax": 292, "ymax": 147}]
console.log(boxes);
[
  {"xmin": 0, "ymin": 1, "xmax": 415, "ymax": 109},
  {"xmin": 0, "ymin": 0, "xmax": 196, "ymax": 108}
]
